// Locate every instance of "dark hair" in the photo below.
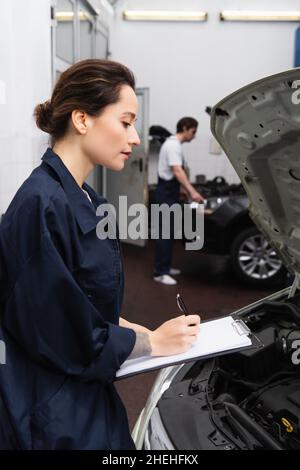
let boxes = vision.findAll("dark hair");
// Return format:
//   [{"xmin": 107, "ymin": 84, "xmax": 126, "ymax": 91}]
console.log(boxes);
[
  {"xmin": 34, "ymin": 59, "xmax": 135, "ymax": 145},
  {"xmin": 176, "ymin": 117, "xmax": 198, "ymax": 133}
]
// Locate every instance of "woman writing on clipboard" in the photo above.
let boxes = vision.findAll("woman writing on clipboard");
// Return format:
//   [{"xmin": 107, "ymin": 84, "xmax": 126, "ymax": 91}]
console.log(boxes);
[{"xmin": 0, "ymin": 59, "xmax": 200, "ymax": 450}]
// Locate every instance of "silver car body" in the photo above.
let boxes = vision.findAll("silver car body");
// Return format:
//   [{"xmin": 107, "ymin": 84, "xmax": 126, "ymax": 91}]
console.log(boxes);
[{"xmin": 133, "ymin": 68, "xmax": 300, "ymax": 449}]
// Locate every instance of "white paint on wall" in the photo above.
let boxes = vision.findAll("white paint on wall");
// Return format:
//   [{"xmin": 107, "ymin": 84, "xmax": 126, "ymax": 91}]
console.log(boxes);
[{"xmin": 111, "ymin": 0, "xmax": 300, "ymax": 184}]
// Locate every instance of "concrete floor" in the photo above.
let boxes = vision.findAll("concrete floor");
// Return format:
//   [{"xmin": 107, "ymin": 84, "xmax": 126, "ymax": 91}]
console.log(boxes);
[{"xmin": 116, "ymin": 240, "xmax": 279, "ymax": 431}]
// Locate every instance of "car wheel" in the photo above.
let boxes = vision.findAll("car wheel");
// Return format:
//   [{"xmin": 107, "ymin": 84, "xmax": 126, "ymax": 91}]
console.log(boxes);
[{"xmin": 230, "ymin": 227, "xmax": 285, "ymax": 286}]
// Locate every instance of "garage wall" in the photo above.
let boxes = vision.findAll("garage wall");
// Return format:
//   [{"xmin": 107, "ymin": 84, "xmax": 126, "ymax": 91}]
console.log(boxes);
[
  {"xmin": 0, "ymin": 0, "xmax": 113, "ymax": 216},
  {"xmin": 110, "ymin": 0, "xmax": 300, "ymax": 184},
  {"xmin": 0, "ymin": 0, "xmax": 52, "ymax": 216}
]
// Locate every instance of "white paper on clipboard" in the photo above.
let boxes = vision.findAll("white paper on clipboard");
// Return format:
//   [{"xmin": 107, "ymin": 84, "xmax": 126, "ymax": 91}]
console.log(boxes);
[{"xmin": 116, "ymin": 315, "xmax": 253, "ymax": 379}]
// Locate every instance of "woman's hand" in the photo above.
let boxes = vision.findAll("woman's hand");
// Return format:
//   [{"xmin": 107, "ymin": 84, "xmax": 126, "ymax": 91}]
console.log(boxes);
[
  {"xmin": 119, "ymin": 317, "xmax": 151, "ymax": 335},
  {"xmin": 149, "ymin": 315, "xmax": 201, "ymax": 357}
]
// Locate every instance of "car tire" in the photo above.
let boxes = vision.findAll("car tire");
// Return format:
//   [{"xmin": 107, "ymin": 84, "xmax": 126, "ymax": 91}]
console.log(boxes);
[{"xmin": 230, "ymin": 226, "xmax": 286, "ymax": 287}]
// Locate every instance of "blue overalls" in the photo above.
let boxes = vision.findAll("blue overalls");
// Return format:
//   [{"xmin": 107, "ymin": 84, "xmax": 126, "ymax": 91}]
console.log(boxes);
[
  {"xmin": 0, "ymin": 148, "xmax": 136, "ymax": 450},
  {"xmin": 153, "ymin": 176, "xmax": 180, "ymax": 276}
]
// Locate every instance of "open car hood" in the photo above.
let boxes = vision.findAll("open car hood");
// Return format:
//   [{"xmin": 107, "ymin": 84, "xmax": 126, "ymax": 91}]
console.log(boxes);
[{"xmin": 211, "ymin": 69, "xmax": 300, "ymax": 276}]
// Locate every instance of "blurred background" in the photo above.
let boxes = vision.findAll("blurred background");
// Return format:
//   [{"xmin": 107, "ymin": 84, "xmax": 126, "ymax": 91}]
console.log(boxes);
[{"xmin": 1, "ymin": 0, "xmax": 300, "ymax": 428}]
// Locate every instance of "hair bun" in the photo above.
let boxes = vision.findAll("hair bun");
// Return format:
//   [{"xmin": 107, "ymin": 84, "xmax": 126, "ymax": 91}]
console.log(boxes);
[{"xmin": 34, "ymin": 100, "xmax": 53, "ymax": 134}]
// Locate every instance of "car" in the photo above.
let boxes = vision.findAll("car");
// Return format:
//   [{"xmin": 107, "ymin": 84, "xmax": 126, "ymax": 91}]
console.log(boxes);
[
  {"xmin": 134, "ymin": 69, "xmax": 300, "ymax": 450},
  {"xmin": 149, "ymin": 173, "xmax": 286, "ymax": 288},
  {"xmin": 193, "ymin": 176, "xmax": 286, "ymax": 287}
]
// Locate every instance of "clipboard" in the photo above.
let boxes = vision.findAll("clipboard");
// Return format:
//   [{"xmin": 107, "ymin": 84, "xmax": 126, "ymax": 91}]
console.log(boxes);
[{"xmin": 116, "ymin": 314, "xmax": 263, "ymax": 380}]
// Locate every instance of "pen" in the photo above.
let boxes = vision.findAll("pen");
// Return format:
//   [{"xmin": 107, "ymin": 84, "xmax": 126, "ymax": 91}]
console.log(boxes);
[
  {"xmin": 176, "ymin": 293, "xmax": 189, "ymax": 315},
  {"xmin": 177, "ymin": 294, "xmax": 199, "ymax": 327}
]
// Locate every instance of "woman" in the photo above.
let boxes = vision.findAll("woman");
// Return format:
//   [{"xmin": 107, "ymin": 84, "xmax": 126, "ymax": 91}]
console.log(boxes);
[{"xmin": 0, "ymin": 59, "xmax": 200, "ymax": 450}]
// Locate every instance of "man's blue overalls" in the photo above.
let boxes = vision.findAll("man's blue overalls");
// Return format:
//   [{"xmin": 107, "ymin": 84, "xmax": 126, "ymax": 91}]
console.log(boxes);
[{"xmin": 154, "ymin": 176, "xmax": 180, "ymax": 276}]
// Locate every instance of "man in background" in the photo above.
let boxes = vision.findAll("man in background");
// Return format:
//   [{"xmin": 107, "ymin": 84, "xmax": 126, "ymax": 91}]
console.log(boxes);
[{"xmin": 153, "ymin": 117, "xmax": 204, "ymax": 285}]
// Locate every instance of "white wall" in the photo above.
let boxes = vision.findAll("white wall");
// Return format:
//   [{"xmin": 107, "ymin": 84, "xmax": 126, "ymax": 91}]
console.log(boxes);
[
  {"xmin": 1, "ymin": 0, "xmax": 299, "ymax": 215},
  {"xmin": 0, "ymin": 0, "xmax": 114, "ymax": 216},
  {"xmin": 111, "ymin": 0, "xmax": 300, "ymax": 184},
  {"xmin": 0, "ymin": 0, "xmax": 52, "ymax": 216}
]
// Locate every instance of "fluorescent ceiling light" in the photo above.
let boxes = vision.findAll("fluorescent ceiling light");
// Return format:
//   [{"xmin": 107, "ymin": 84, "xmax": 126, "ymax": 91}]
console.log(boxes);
[
  {"xmin": 220, "ymin": 10, "xmax": 300, "ymax": 21},
  {"xmin": 55, "ymin": 11, "xmax": 96, "ymax": 21},
  {"xmin": 123, "ymin": 10, "xmax": 208, "ymax": 22}
]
